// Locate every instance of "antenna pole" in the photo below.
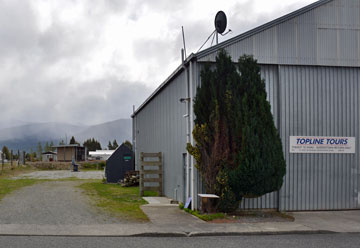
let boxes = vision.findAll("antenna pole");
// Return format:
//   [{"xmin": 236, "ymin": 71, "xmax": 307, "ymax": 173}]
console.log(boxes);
[
  {"xmin": 182, "ymin": 26, "xmax": 187, "ymax": 58},
  {"xmin": 181, "ymin": 49, "xmax": 185, "ymax": 65}
]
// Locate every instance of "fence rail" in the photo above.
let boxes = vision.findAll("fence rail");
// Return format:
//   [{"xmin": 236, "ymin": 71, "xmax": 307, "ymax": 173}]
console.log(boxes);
[{"xmin": 140, "ymin": 152, "xmax": 162, "ymax": 196}]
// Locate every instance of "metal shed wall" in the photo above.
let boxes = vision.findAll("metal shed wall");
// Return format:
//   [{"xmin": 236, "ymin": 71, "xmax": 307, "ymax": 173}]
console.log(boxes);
[
  {"xmin": 198, "ymin": 0, "xmax": 360, "ymax": 68},
  {"xmin": 134, "ymin": 70, "xmax": 188, "ymax": 202},
  {"xmin": 278, "ymin": 65, "xmax": 360, "ymax": 211},
  {"xmin": 194, "ymin": 63, "xmax": 360, "ymax": 211},
  {"xmin": 105, "ymin": 144, "xmax": 134, "ymax": 183}
]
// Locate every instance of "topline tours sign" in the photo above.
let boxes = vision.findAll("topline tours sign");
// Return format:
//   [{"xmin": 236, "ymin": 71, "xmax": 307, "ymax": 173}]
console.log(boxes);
[{"xmin": 290, "ymin": 136, "xmax": 356, "ymax": 154}]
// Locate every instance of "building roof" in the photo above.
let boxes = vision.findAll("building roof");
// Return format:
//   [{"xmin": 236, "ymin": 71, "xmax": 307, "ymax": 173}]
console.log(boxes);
[
  {"xmin": 196, "ymin": 0, "xmax": 333, "ymax": 60},
  {"xmin": 132, "ymin": 0, "xmax": 333, "ymax": 117},
  {"xmin": 107, "ymin": 143, "xmax": 133, "ymax": 161},
  {"xmin": 42, "ymin": 151, "xmax": 57, "ymax": 155}
]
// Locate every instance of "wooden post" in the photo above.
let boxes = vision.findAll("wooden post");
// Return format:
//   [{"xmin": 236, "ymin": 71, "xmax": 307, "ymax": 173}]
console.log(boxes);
[
  {"xmin": 140, "ymin": 152, "xmax": 144, "ymax": 196},
  {"xmin": 159, "ymin": 153, "xmax": 163, "ymax": 196},
  {"xmin": 23, "ymin": 151, "xmax": 26, "ymax": 165},
  {"xmin": 1, "ymin": 153, "xmax": 3, "ymax": 172},
  {"xmin": 10, "ymin": 150, "xmax": 13, "ymax": 168},
  {"xmin": 17, "ymin": 150, "xmax": 20, "ymax": 167}
]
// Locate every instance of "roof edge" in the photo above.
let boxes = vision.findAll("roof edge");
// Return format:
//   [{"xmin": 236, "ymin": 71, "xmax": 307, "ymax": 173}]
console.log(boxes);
[
  {"xmin": 131, "ymin": 0, "xmax": 333, "ymax": 118},
  {"xmin": 196, "ymin": 0, "xmax": 333, "ymax": 59},
  {"xmin": 132, "ymin": 54, "xmax": 196, "ymax": 117}
]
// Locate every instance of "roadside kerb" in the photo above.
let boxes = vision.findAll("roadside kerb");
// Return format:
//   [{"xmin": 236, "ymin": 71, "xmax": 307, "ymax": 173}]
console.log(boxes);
[{"xmin": 0, "ymin": 223, "xmax": 356, "ymax": 237}]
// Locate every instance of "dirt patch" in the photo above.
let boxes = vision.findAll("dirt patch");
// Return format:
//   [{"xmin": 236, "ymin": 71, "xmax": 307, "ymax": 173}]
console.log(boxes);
[{"xmin": 209, "ymin": 210, "xmax": 295, "ymax": 224}]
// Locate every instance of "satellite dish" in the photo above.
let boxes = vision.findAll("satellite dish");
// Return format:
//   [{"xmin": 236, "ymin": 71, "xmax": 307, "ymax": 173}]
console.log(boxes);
[{"xmin": 214, "ymin": 11, "xmax": 227, "ymax": 34}]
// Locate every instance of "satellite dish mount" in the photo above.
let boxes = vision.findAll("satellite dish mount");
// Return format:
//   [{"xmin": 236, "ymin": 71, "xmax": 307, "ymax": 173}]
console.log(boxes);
[{"xmin": 197, "ymin": 10, "xmax": 231, "ymax": 52}]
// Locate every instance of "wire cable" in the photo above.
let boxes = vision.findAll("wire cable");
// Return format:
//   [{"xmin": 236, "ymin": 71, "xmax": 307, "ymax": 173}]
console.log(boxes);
[{"xmin": 210, "ymin": 31, "xmax": 216, "ymax": 46}]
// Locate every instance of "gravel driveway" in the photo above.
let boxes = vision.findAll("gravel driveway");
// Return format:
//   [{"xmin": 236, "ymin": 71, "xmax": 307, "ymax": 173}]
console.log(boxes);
[{"xmin": 0, "ymin": 181, "xmax": 119, "ymax": 225}]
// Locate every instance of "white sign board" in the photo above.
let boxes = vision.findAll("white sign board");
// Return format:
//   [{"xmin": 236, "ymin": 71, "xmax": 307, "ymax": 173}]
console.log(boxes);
[{"xmin": 290, "ymin": 136, "xmax": 355, "ymax": 154}]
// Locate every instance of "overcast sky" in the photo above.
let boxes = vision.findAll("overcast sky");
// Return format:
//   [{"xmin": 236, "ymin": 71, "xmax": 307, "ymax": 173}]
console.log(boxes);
[{"xmin": 0, "ymin": 0, "xmax": 316, "ymax": 126}]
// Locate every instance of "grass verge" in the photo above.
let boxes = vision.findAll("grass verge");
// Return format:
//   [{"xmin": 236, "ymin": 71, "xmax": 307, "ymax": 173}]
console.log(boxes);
[
  {"xmin": 79, "ymin": 182, "xmax": 151, "ymax": 222},
  {"xmin": 0, "ymin": 178, "xmax": 42, "ymax": 201},
  {"xmin": 179, "ymin": 203, "xmax": 225, "ymax": 221},
  {"xmin": 0, "ymin": 165, "xmax": 38, "ymax": 179}
]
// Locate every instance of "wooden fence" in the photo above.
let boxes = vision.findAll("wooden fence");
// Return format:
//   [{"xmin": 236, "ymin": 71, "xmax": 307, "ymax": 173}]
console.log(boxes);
[{"xmin": 140, "ymin": 152, "xmax": 162, "ymax": 196}]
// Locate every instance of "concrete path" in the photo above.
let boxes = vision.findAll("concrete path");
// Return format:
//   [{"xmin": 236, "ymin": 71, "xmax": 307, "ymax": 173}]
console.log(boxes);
[
  {"xmin": 141, "ymin": 197, "xmax": 204, "ymax": 228},
  {"xmin": 291, "ymin": 211, "xmax": 360, "ymax": 233},
  {"xmin": 12, "ymin": 170, "xmax": 104, "ymax": 180}
]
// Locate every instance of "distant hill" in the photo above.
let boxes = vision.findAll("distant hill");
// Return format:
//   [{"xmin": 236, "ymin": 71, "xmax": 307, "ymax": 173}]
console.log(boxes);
[
  {"xmin": 0, "ymin": 119, "xmax": 132, "ymax": 152},
  {"xmin": 75, "ymin": 119, "xmax": 132, "ymax": 148},
  {"xmin": 0, "ymin": 120, "xmax": 34, "ymax": 129}
]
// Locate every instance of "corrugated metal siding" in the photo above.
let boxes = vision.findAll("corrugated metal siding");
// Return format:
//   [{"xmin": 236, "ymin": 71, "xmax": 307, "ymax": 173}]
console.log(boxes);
[
  {"xmin": 134, "ymin": 71, "xmax": 188, "ymax": 203},
  {"xmin": 194, "ymin": 63, "xmax": 360, "ymax": 211},
  {"xmin": 198, "ymin": 0, "xmax": 360, "ymax": 68},
  {"xmin": 278, "ymin": 65, "xmax": 360, "ymax": 211}
]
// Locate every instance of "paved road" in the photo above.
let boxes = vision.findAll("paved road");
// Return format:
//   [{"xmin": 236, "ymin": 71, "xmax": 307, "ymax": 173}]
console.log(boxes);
[
  {"xmin": 0, "ymin": 181, "xmax": 118, "ymax": 225},
  {"xmin": 0, "ymin": 234, "xmax": 359, "ymax": 248}
]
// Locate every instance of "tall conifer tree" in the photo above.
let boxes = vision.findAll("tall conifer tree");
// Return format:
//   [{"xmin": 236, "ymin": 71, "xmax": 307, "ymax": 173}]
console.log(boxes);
[{"xmin": 188, "ymin": 50, "xmax": 286, "ymax": 212}]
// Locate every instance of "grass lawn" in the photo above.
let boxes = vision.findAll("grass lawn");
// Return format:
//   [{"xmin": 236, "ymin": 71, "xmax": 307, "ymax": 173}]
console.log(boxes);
[
  {"xmin": 79, "ymin": 182, "xmax": 155, "ymax": 222},
  {"xmin": 0, "ymin": 179, "xmax": 41, "ymax": 201}
]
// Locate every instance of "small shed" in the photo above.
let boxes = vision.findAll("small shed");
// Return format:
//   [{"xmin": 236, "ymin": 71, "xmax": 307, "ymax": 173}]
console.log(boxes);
[
  {"xmin": 53, "ymin": 144, "xmax": 85, "ymax": 162},
  {"xmin": 105, "ymin": 144, "xmax": 134, "ymax": 183},
  {"xmin": 42, "ymin": 151, "xmax": 57, "ymax": 162}
]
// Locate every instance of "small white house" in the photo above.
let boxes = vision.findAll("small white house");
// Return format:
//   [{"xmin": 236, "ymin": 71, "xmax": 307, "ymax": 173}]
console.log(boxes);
[{"xmin": 41, "ymin": 151, "xmax": 57, "ymax": 162}]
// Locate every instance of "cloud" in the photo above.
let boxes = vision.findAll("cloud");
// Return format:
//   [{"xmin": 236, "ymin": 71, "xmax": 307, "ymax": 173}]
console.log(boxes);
[{"xmin": 0, "ymin": 0, "xmax": 316, "ymax": 126}]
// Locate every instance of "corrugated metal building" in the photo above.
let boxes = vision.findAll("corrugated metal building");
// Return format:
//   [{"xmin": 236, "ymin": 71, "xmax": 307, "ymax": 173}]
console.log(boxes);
[{"xmin": 132, "ymin": 0, "xmax": 360, "ymax": 211}]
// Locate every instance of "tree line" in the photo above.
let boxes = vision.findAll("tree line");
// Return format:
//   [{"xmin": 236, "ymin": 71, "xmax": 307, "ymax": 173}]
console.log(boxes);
[{"xmin": 1, "ymin": 137, "xmax": 132, "ymax": 161}]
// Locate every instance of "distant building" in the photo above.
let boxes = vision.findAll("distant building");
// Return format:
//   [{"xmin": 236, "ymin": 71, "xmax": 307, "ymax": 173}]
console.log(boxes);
[
  {"xmin": 41, "ymin": 151, "xmax": 57, "ymax": 162},
  {"xmin": 53, "ymin": 144, "xmax": 85, "ymax": 162},
  {"xmin": 105, "ymin": 144, "xmax": 134, "ymax": 183},
  {"xmin": 88, "ymin": 150, "xmax": 115, "ymax": 161}
]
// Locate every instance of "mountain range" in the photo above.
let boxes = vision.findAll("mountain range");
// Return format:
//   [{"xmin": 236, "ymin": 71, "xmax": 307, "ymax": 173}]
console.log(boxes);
[{"xmin": 0, "ymin": 119, "xmax": 132, "ymax": 152}]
